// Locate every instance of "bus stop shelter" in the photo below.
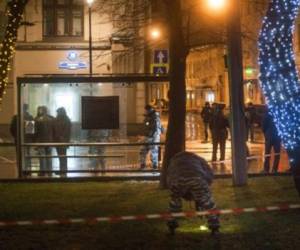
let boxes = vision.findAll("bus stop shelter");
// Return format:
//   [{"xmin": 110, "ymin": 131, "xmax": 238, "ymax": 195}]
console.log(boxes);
[{"xmin": 16, "ymin": 74, "xmax": 169, "ymax": 178}]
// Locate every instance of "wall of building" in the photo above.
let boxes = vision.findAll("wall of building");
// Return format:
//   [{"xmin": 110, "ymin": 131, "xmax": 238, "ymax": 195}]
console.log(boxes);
[
  {"xmin": 186, "ymin": 45, "xmax": 227, "ymax": 110},
  {"xmin": 6, "ymin": 0, "xmax": 300, "ymax": 135},
  {"xmin": 0, "ymin": 0, "xmax": 152, "ymax": 141},
  {"xmin": 0, "ymin": 0, "xmax": 119, "ymax": 130}
]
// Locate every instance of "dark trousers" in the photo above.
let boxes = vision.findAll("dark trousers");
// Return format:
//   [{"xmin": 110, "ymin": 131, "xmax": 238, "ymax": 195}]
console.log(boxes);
[
  {"xmin": 38, "ymin": 147, "xmax": 52, "ymax": 173},
  {"xmin": 263, "ymin": 139, "xmax": 281, "ymax": 172},
  {"xmin": 204, "ymin": 122, "xmax": 209, "ymax": 141},
  {"xmin": 56, "ymin": 147, "xmax": 68, "ymax": 172},
  {"xmin": 212, "ymin": 136, "xmax": 226, "ymax": 161},
  {"xmin": 287, "ymin": 148, "xmax": 300, "ymax": 196}
]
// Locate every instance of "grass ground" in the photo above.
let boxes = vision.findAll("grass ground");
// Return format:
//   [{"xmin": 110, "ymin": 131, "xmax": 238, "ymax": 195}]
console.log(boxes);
[{"xmin": 0, "ymin": 177, "xmax": 299, "ymax": 250}]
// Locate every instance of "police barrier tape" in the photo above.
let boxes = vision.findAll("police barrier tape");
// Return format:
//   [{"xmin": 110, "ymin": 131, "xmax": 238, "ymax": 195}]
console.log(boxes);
[{"xmin": 0, "ymin": 204, "xmax": 299, "ymax": 227}]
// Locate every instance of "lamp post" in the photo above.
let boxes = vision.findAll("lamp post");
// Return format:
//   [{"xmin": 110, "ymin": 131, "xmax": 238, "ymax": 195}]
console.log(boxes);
[
  {"xmin": 207, "ymin": 0, "xmax": 248, "ymax": 186},
  {"xmin": 87, "ymin": 0, "xmax": 94, "ymax": 75}
]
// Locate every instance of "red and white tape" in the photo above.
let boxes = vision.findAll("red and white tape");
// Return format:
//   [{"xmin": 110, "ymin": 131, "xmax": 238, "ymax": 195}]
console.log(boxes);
[{"xmin": 0, "ymin": 204, "xmax": 299, "ymax": 227}]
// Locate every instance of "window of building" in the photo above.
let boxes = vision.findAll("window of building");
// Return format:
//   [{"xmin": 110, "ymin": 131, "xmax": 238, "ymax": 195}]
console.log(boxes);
[{"xmin": 43, "ymin": 0, "xmax": 83, "ymax": 38}]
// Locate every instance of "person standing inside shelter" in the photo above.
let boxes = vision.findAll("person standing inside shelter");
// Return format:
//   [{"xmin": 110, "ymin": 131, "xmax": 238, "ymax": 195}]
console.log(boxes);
[
  {"xmin": 87, "ymin": 129, "xmax": 110, "ymax": 171},
  {"xmin": 23, "ymin": 104, "xmax": 35, "ymax": 171},
  {"xmin": 140, "ymin": 105, "xmax": 164, "ymax": 170},
  {"xmin": 209, "ymin": 105, "xmax": 229, "ymax": 162},
  {"xmin": 10, "ymin": 104, "xmax": 34, "ymax": 173},
  {"xmin": 53, "ymin": 107, "xmax": 71, "ymax": 177},
  {"xmin": 200, "ymin": 102, "xmax": 212, "ymax": 142},
  {"xmin": 35, "ymin": 106, "xmax": 54, "ymax": 176},
  {"xmin": 262, "ymin": 110, "xmax": 281, "ymax": 173}
]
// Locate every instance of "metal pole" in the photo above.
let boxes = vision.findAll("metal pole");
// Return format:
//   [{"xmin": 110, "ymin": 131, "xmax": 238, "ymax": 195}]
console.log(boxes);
[
  {"xmin": 144, "ymin": 4, "xmax": 151, "ymax": 105},
  {"xmin": 226, "ymin": 0, "xmax": 248, "ymax": 186},
  {"xmin": 89, "ymin": 6, "xmax": 92, "ymax": 75},
  {"xmin": 17, "ymin": 79, "xmax": 22, "ymax": 178}
]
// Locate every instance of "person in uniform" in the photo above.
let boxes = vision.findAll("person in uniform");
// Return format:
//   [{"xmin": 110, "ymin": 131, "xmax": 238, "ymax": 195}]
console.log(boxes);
[
  {"xmin": 139, "ymin": 105, "xmax": 164, "ymax": 170},
  {"xmin": 166, "ymin": 151, "xmax": 220, "ymax": 236}
]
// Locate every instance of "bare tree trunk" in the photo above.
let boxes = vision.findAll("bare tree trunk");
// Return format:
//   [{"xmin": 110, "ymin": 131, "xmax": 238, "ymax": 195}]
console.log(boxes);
[{"xmin": 160, "ymin": 0, "xmax": 188, "ymax": 188}]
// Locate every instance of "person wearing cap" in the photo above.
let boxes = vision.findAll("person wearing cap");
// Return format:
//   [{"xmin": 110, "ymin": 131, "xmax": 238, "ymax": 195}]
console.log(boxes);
[{"xmin": 139, "ymin": 104, "xmax": 164, "ymax": 169}]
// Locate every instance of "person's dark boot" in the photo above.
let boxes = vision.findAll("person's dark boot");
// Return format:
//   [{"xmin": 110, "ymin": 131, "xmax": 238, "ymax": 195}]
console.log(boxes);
[
  {"xmin": 210, "ymin": 227, "xmax": 221, "ymax": 237},
  {"xmin": 167, "ymin": 220, "xmax": 179, "ymax": 235}
]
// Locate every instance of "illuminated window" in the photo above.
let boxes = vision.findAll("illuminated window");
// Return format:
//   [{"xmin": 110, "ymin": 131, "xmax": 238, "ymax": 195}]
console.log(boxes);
[
  {"xmin": 206, "ymin": 90, "xmax": 215, "ymax": 103},
  {"xmin": 52, "ymin": 92, "xmax": 78, "ymax": 122},
  {"xmin": 43, "ymin": 0, "xmax": 83, "ymax": 38}
]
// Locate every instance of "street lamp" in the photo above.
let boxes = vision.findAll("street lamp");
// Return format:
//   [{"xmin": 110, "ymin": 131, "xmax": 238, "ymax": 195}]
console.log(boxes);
[
  {"xmin": 150, "ymin": 28, "xmax": 161, "ymax": 40},
  {"xmin": 207, "ymin": 0, "xmax": 226, "ymax": 10},
  {"xmin": 87, "ymin": 0, "xmax": 94, "ymax": 75}
]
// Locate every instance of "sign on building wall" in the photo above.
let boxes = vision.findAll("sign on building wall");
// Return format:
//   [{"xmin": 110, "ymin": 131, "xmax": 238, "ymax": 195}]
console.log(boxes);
[
  {"xmin": 151, "ymin": 49, "xmax": 169, "ymax": 75},
  {"xmin": 151, "ymin": 64, "xmax": 168, "ymax": 75},
  {"xmin": 59, "ymin": 51, "xmax": 87, "ymax": 70}
]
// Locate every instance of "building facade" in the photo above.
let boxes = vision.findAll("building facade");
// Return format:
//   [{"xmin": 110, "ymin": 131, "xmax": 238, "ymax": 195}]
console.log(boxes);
[
  {"xmin": 186, "ymin": 45, "xmax": 228, "ymax": 110},
  {"xmin": 185, "ymin": 0, "xmax": 272, "ymax": 110},
  {"xmin": 2, "ymin": 0, "xmax": 300, "ymax": 135},
  {"xmin": 0, "ymin": 0, "xmax": 153, "ymax": 140}
]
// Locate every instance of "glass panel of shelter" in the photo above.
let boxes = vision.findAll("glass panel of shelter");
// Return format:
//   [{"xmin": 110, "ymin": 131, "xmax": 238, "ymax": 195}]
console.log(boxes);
[{"xmin": 20, "ymin": 81, "xmax": 168, "ymax": 177}]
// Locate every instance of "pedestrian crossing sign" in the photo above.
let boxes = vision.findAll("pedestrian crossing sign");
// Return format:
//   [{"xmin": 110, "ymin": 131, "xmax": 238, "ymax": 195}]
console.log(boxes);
[{"xmin": 151, "ymin": 64, "xmax": 169, "ymax": 75}]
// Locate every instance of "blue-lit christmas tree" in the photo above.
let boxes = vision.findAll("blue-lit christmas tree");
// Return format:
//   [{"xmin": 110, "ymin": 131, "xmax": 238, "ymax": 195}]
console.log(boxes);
[{"xmin": 258, "ymin": 0, "xmax": 300, "ymax": 195}]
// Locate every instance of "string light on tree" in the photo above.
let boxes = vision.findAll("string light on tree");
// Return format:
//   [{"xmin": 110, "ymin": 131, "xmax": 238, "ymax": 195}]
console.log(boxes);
[
  {"xmin": 258, "ymin": 0, "xmax": 300, "ymax": 194},
  {"xmin": 259, "ymin": 0, "xmax": 300, "ymax": 150},
  {"xmin": 0, "ymin": 0, "xmax": 28, "ymax": 102}
]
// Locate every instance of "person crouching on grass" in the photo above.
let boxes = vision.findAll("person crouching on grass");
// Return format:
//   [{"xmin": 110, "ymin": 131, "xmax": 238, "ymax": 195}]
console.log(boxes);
[{"xmin": 166, "ymin": 151, "xmax": 220, "ymax": 236}]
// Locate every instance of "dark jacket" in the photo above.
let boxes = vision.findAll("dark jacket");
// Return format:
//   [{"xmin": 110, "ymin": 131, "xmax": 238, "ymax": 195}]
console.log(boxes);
[
  {"xmin": 35, "ymin": 114, "xmax": 55, "ymax": 143},
  {"xmin": 262, "ymin": 113, "xmax": 281, "ymax": 142},
  {"xmin": 245, "ymin": 106, "xmax": 256, "ymax": 124},
  {"xmin": 201, "ymin": 106, "xmax": 212, "ymax": 123},
  {"xmin": 53, "ymin": 115, "xmax": 71, "ymax": 143},
  {"xmin": 209, "ymin": 111, "xmax": 229, "ymax": 139}
]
